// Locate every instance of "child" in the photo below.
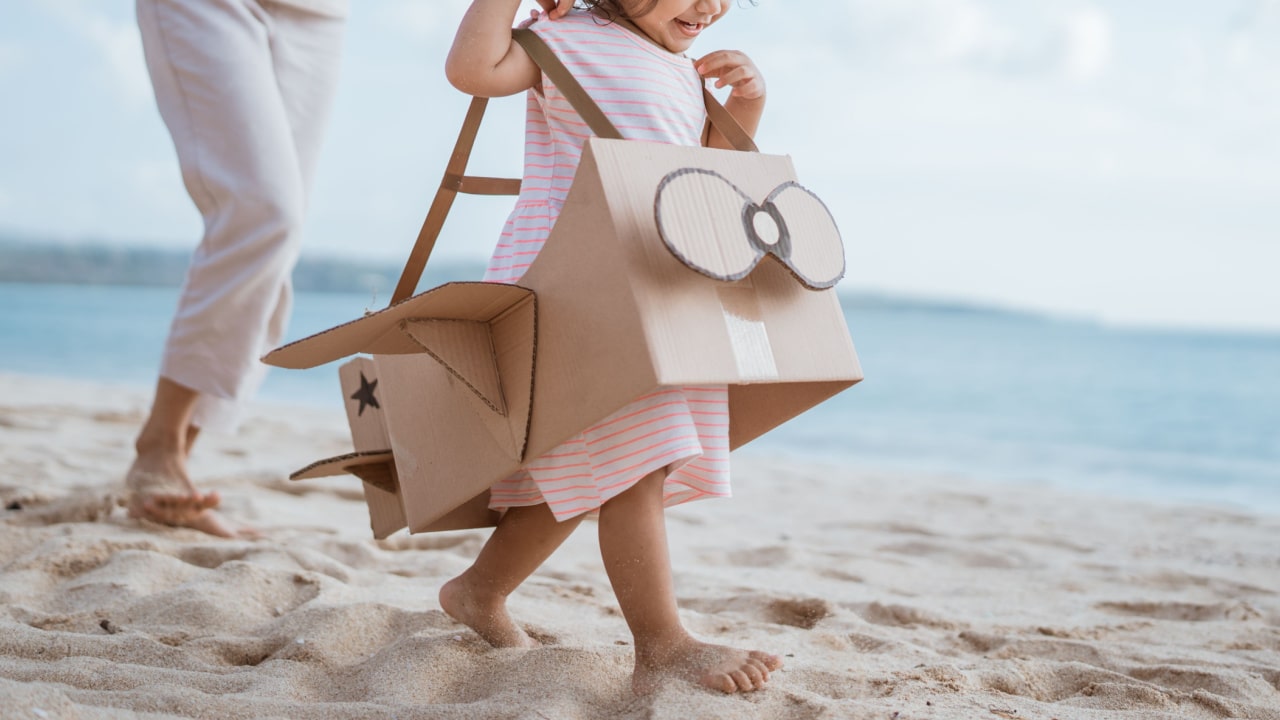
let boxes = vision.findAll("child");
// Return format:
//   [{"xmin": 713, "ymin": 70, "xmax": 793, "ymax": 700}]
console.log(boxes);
[{"xmin": 440, "ymin": 0, "xmax": 779, "ymax": 695}]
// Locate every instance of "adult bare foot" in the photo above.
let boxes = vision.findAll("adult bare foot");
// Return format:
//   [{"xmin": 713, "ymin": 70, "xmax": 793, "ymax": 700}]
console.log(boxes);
[
  {"xmin": 124, "ymin": 461, "xmax": 252, "ymax": 539},
  {"xmin": 130, "ymin": 488, "xmax": 250, "ymax": 539},
  {"xmin": 124, "ymin": 378, "xmax": 258, "ymax": 539},
  {"xmin": 439, "ymin": 574, "xmax": 538, "ymax": 649},
  {"xmin": 633, "ymin": 634, "xmax": 782, "ymax": 695}
]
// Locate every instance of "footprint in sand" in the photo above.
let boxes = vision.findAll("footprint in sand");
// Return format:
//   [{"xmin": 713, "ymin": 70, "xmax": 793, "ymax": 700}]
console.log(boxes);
[
  {"xmin": 725, "ymin": 545, "xmax": 791, "ymax": 568},
  {"xmin": 856, "ymin": 601, "xmax": 958, "ymax": 630},
  {"xmin": 1139, "ymin": 570, "xmax": 1276, "ymax": 597},
  {"xmin": 3, "ymin": 490, "xmax": 119, "ymax": 527},
  {"xmin": 1096, "ymin": 600, "xmax": 1264, "ymax": 623},
  {"xmin": 845, "ymin": 631, "xmax": 896, "ymax": 653},
  {"xmin": 176, "ymin": 544, "xmax": 253, "ymax": 570},
  {"xmin": 90, "ymin": 410, "xmax": 145, "ymax": 424},
  {"xmin": 378, "ymin": 532, "xmax": 486, "ymax": 555},
  {"xmin": 765, "ymin": 597, "xmax": 833, "ymax": 630},
  {"xmin": 682, "ymin": 595, "xmax": 834, "ymax": 630},
  {"xmin": 876, "ymin": 539, "xmax": 1028, "ymax": 569},
  {"xmin": 818, "ymin": 567, "xmax": 864, "ymax": 583}
]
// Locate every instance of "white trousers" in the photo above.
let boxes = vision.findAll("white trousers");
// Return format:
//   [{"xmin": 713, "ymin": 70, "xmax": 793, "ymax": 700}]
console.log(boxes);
[{"xmin": 137, "ymin": 0, "xmax": 345, "ymax": 431}]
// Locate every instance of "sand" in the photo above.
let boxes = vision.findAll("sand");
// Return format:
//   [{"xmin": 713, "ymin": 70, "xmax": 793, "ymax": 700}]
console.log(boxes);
[{"xmin": 1, "ymin": 370, "xmax": 1278, "ymax": 719}]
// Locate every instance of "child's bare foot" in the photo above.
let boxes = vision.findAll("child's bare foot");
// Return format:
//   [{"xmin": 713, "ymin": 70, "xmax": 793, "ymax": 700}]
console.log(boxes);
[
  {"xmin": 439, "ymin": 574, "xmax": 538, "ymax": 649},
  {"xmin": 633, "ymin": 634, "xmax": 782, "ymax": 695}
]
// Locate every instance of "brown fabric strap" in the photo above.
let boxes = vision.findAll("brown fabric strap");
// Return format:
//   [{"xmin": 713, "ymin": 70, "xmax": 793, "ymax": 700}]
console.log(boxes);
[
  {"xmin": 604, "ymin": 17, "xmax": 756, "ymax": 153},
  {"xmin": 391, "ymin": 96, "xmax": 522, "ymax": 304},
  {"xmin": 702, "ymin": 87, "xmax": 758, "ymax": 153},
  {"xmin": 514, "ymin": 26, "xmax": 756, "ymax": 153},
  {"xmin": 513, "ymin": 28, "xmax": 624, "ymax": 140},
  {"xmin": 392, "ymin": 26, "xmax": 759, "ymax": 304},
  {"xmin": 445, "ymin": 175, "xmax": 523, "ymax": 195}
]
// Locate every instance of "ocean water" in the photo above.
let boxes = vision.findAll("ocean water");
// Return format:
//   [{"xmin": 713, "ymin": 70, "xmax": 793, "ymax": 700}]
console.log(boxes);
[{"xmin": 2, "ymin": 282, "xmax": 1277, "ymax": 512}]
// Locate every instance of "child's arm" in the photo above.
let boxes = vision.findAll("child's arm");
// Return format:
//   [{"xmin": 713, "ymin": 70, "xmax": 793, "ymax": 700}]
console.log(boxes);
[
  {"xmin": 696, "ymin": 50, "xmax": 766, "ymax": 148},
  {"xmin": 446, "ymin": 0, "xmax": 570, "ymax": 97}
]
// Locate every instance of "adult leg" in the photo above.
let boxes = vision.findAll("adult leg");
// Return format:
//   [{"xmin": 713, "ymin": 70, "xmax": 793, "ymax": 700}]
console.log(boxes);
[
  {"xmin": 144, "ymin": 0, "xmax": 343, "ymax": 431},
  {"xmin": 597, "ymin": 470, "xmax": 782, "ymax": 694},
  {"xmin": 440, "ymin": 503, "xmax": 585, "ymax": 648},
  {"xmin": 211, "ymin": 0, "xmax": 345, "ymax": 418},
  {"xmin": 126, "ymin": 377, "xmax": 230, "ymax": 535},
  {"xmin": 128, "ymin": 0, "xmax": 342, "ymax": 535}
]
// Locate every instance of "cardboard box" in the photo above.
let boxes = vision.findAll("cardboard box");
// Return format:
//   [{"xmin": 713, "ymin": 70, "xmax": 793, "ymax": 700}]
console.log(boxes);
[{"xmin": 265, "ymin": 137, "xmax": 863, "ymax": 537}]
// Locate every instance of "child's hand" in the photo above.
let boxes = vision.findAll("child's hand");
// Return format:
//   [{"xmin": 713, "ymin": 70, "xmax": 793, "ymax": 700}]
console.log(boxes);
[
  {"xmin": 695, "ymin": 50, "xmax": 766, "ymax": 101},
  {"xmin": 532, "ymin": 0, "xmax": 572, "ymax": 21}
]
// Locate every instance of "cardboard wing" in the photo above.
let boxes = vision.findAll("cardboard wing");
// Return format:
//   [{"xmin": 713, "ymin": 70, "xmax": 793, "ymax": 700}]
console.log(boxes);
[
  {"xmin": 264, "ymin": 282, "xmax": 532, "ymax": 537},
  {"xmin": 265, "ymin": 138, "xmax": 861, "ymax": 535},
  {"xmin": 267, "ymin": 281, "xmax": 535, "ymax": 457}
]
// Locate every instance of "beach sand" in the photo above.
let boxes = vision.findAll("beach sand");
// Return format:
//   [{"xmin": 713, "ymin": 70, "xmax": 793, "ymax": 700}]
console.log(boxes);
[{"xmin": 2, "ymin": 371, "xmax": 1278, "ymax": 719}]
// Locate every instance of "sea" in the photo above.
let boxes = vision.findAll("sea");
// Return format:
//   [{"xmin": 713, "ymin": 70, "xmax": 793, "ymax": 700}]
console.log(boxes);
[{"xmin": 2, "ymin": 282, "xmax": 1277, "ymax": 513}]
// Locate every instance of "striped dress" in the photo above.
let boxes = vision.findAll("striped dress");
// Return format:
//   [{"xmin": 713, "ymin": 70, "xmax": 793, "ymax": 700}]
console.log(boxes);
[{"xmin": 484, "ymin": 10, "xmax": 731, "ymax": 522}]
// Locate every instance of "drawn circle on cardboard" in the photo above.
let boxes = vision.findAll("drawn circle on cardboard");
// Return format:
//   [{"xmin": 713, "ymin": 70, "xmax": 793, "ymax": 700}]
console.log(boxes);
[
  {"xmin": 750, "ymin": 208, "xmax": 782, "ymax": 246},
  {"xmin": 765, "ymin": 182, "xmax": 845, "ymax": 289},
  {"xmin": 654, "ymin": 169, "xmax": 845, "ymax": 289},
  {"xmin": 654, "ymin": 168, "xmax": 760, "ymax": 283}
]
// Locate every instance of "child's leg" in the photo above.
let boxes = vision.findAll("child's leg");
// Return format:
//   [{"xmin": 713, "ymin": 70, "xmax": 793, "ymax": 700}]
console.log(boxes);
[
  {"xmin": 440, "ymin": 501, "xmax": 585, "ymax": 648},
  {"xmin": 597, "ymin": 469, "xmax": 783, "ymax": 695}
]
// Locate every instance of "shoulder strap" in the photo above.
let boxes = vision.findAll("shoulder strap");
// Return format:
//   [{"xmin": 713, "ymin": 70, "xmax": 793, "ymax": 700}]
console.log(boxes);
[
  {"xmin": 391, "ymin": 97, "xmax": 522, "ymax": 304},
  {"xmin": 701, "ymin": 87, "xmax": 758, "ymax": 153},
  {"xmin": 513, "ymin": 28, "xmax": 624, "ymax": 141},
  {"xmin": 512, "ymin": 27, "xmax": 757, "ymax": 153},
  {"xmin": 391, "ymin": 25, "xmax": 758, "ymax": 304}
]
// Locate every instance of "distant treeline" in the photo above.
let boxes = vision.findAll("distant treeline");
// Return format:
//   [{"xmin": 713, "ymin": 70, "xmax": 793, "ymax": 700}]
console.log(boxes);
[
  {"xmin": 0, "ymin": 238, "xmax": 486, "ymax": 294},
  {"xmin": 0, "ymin": 236, "xmax": 1037, "ymax": 319}
]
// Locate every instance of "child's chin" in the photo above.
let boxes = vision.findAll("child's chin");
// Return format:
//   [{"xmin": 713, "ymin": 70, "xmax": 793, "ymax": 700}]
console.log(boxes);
[{"xmin": 662, "ymin": 37, "xmax": 695, "ymax": 53}]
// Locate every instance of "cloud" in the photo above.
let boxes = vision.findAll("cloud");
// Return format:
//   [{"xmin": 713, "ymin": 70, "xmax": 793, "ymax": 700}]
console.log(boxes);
[
  {"xmin": 0, "ymin": 42, "xmax": 22, "ymax": 78},
  {"xmin": 43, "ymin": 0, "xmax": 150, "ymax": 106},
  {"xmin": 824, "ymin": 0, "xmax": 1114, "ymax": 83},
  {"xmin": 374, "ymin": 1, "xmax": 468, "ymax": 41},
  {"xmin": 842, "ymin": 0, "xmax": 1019, "ymax": 69},
  {"xmin": 1226, "ymin": 0, "xmax": 1280, "ymax": 77},
  {"xmin": 1060, "ymin": 6, "xmax": 1112, "ymax": 82}
]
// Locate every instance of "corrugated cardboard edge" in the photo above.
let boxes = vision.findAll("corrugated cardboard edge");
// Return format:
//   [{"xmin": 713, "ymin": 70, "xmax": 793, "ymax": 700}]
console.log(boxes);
[
  {"xmin": 263, "ymin": 282, "xmax": 535, "ymax": 370},
  {"xmin": 290, "ymin": 450, "xmax": 394, "ymax": 481},
  {"xmin": 514, "ymin": 140, "xmax": 663, "ymax": 467}
]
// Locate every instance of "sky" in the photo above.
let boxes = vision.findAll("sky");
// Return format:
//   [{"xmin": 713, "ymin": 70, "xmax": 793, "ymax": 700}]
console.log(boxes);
[{"xmin": 2, "ymin": 0, "xmax": 1278, "ymax": 332}]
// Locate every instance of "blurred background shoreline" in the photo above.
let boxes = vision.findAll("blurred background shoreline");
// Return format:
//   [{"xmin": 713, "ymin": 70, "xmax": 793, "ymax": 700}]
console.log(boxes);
[{"xmin": 4, "ymin": 244, "xmax": 1276, "ymax": 516}]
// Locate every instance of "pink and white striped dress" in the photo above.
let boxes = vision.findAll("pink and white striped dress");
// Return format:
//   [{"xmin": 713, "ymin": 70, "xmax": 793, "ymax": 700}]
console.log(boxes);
[{"xmin": 484, "ymin": 10, "xmax": 731, "ymax": 522}]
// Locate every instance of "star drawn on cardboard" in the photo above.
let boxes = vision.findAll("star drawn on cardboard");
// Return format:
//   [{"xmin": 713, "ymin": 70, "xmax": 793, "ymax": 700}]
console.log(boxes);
[{"xmin": 350, "ymin": 372, "xmax": 380, "ymax": 416}]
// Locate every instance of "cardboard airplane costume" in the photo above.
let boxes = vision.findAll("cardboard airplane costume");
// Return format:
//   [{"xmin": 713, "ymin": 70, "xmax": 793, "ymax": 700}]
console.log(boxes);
[{"xmin": 263, "ymin": 29, "xmax": 864, "ymax": 538}]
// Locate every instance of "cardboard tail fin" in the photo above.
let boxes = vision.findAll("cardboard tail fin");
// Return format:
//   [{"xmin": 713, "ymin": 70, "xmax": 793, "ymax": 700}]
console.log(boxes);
[
  {"xmin": 335, "ymin": 358, "xmax": 408, "ymax": 538},
  {"xmin": 293, "ymin": 357, "xmax": 469, "ymax": 538}
]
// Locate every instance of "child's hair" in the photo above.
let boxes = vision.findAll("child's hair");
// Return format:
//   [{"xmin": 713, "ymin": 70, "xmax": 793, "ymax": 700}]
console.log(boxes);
[
  {"xmin": 575, "ymin": 1, "xmax": 757, "ymax": 23},
  {"xmin": 575, "ymin": 1, "xmax": 661, "ymax": 22}
]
